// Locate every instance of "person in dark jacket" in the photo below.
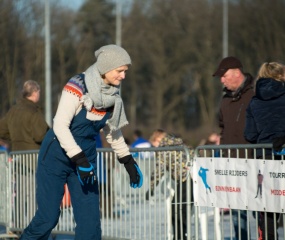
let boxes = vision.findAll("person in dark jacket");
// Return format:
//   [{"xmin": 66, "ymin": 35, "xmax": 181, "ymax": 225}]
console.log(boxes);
[
  {"xmin": 244, "ymin": 61, "xmax": 285, "ymax": 240},
  {"xmin": 214, "ymin": 57, "xmax": 255, "ymax": 158},
  {"xmin": 213, "ymin": 56, "xmax": 255, "ymax": 240},
  {"xmin": 0, "ymin": 80, "xmax": 49, "ymax": 151},
  {"xmin": 245, "ymin": 62, "xmax": 285, "ymax": 157},
  {"xmin": 0, "ymin": 80, "xmax": 50, "ymax": 234}
]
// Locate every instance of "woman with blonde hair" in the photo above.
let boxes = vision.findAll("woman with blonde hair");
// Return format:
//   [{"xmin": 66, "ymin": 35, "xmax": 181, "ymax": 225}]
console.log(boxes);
[
  {"xmin": 245, "ymin": 62, "xmax": 285, "ymax": 150},
  {"xmin": 244, "ymin": 61, "xmax": 285, "ymax": 239},
  {"xmin": 256, "ymin": 62, "xmax": 285, "ymax": 81},
  {"xmin": 149, "ymin": 128, "xmax": 167, "ymax": 147},
  {"xmin": 20, "ymin": 45, "xmax": 143, "ymax": 240}
]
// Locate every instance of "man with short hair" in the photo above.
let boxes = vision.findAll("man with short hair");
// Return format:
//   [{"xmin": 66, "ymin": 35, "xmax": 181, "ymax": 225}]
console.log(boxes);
[
  {"xmin": 213, "ymin": 56, "xmax": 254, "ymax": 240},
  {"xmin": 0, "ymin": 80, "xmax": 49, "ymax": 151},
  {"xmin": 131, "ymin": 129, "xmax": 151, "ymax": 159},
  {"xmin": 131, "ymin": 129, "xmax": 151, "ymax": 149},
  {"xmin": 0, "ymin": 80, "xmax": 50, "ymax": 234}
]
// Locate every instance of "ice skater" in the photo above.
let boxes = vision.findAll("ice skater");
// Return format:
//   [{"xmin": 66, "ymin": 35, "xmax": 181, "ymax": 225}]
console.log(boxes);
[{"xmin": 20, "ymin": 45, "xmax": 143, "ymax": 240}]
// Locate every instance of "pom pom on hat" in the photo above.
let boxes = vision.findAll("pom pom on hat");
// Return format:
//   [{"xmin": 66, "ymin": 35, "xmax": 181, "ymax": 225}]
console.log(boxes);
[{"xmin": 95, "ymin": 45, "xmax": 132, "ymax": 75}]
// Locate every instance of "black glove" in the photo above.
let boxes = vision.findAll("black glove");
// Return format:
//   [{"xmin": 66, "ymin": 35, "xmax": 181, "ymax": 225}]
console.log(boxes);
[
  {"xmin": 273, "ymin": 136, "xmax": 285, "ymax": 152},
  {"xmin": 145, "ymin": 189, "xmax": 154, "ymax": 201},
  {"xmin": 71, "ymin": 151, "xmax": 95, "ymax": 186},
  {"xmin": 118, "ymin": 155, "xmax": 143, "ymax": 188}
]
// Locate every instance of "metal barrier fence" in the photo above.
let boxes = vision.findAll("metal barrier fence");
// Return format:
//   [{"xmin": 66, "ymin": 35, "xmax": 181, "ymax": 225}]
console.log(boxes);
[
  {"xmin": 194, "ymin": 143, "xmax": 285, "ymax": 240},
  {"xmin": 0, "ymin": 151, "xmax": 13, "ymax": 239},
  {"xmin": 0, "ymin": 144, "xmax": 284, "ymax": 240},
  {"xmin": 0, "ymin": 146, "xmax": 194, "ymax": 240}
]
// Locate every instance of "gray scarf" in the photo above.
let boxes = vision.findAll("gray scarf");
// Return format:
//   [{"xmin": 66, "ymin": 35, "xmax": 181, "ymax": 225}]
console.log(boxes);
[{"xmin": 83, "ymin": 63, "xmax": 128, "ymax": 132}]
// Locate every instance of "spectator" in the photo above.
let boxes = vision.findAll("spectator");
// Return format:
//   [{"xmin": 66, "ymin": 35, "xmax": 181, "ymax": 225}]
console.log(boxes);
[
  {"xmin": 131, "ymin": 129, "xmax": 151, "ymax": 159},
  {"xmin": 198, "ymin": 132, "xmax": 222, "ymax": 240},
  {"xmin": 149, "ymin": 129, "xmax": 167, "ymax": 147},
  {"xmin": 205, "ymin": 132, "xmax": 221, "ymax": 157},
  {"xmin": 0, "ymin": 139, "xmax": 9, "ymax": 152},
  {"xmin": 131, "ymin": 129, "xmax": 151, "ymax": 148},
  {"xmin": 0, "ymin": 80, "xmax": 49, "ymax": 151},
  {"xmin": 0, "ymin": 80, "xmax": 49, "ymax": 235},
  {"xmin": 146, "ymin": 129, "xmax": 194, "ymax": 240},
  {"xmin": 206, "ymin": 132, "xmax": 220, "ymax": 145},
  {"xmin": 20, "ymin": 44, "xmax": 143, "ymax": 240},
  {"xmin": 244, "ymin": 61, "xmax": 285, "ymax": 239},
  {"xmin": 213, "ymin": 56, "xmax": 255, "ymax": 240}
]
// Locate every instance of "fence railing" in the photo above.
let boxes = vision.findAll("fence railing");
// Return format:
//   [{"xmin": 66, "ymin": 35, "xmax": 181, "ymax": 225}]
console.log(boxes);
[
  {"xmin": 0, "ymin": 144, "xmax": 284, "ymax": 240},
  {"xmin": 0, "ymin": 146, "xmax": 194, "ymax": 240}
]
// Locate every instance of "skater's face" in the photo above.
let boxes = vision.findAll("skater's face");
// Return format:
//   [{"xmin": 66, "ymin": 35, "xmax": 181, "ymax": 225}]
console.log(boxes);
[{"xmin": 103, "ymin": 65, "xmax": 129, "ymax": 86}]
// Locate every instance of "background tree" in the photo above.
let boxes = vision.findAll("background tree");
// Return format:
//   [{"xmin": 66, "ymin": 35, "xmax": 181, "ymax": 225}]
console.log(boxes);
[
  {"xmin": 0, "ymin": 0, "xmax": 27, "ymax": 113},
  {"xmin": 1, "ymin": 0, "xmax": 285, "ymax": 146}
]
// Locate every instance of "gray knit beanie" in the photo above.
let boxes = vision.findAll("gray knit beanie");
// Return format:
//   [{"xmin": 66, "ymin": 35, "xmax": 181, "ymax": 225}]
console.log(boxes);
[{"xmin": 95, "ymin": 44, "xmax": 132, "ymax": 75}]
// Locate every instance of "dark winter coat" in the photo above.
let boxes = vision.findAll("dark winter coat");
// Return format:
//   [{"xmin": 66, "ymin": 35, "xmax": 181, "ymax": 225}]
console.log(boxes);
[
  {"xmin": 219, "ymin": 73, "xmax": 254, "ymax": 158},
  {"xmin": 244, "ymin": 78, "xmax": 285, "ymax": 147},
  {"xmin": 0, "ymin": 98, "xmax": 49, "ymax": 151}
]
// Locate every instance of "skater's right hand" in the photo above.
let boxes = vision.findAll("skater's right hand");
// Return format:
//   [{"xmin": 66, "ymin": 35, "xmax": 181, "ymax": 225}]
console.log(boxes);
[{"xmin": 71, "ymin": 151, "xmax": 96, "ymax": 186}]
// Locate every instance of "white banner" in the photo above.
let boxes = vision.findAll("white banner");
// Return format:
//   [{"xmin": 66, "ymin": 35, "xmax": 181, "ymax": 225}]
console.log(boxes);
[{"xmin": 193, "ymin": 157, "xmax": 285, "ymax": 213}]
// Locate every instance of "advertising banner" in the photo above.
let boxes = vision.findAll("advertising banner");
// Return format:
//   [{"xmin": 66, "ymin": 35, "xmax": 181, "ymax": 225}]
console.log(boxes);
[{"xmin": 193, "ymin": 157, "xmax": 285, "ymax": 213}]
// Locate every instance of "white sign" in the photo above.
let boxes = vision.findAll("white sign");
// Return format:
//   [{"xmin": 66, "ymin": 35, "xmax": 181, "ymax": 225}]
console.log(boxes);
[{"xmin": 193, "ymin": 157, "xmax": 285, "ymax": 213}]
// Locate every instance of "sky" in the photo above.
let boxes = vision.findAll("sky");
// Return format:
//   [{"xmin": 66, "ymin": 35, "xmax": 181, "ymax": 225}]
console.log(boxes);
[
  {"xmin": 57, "ymin": 0, "xmax": 133, "ymax": 11},
  {"xmin": 58, "ymin": 0, "xmax": 85, "ymax": 10}
]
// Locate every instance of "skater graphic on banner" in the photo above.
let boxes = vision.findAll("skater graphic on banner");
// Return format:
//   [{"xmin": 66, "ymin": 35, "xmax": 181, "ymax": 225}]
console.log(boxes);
[{"xmin": 198, "ymin": 166, "xmax": 211, "ymax": 194}]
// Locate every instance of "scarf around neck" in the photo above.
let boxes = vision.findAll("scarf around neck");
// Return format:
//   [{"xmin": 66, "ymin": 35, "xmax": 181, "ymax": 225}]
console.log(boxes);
[{"xmin": 83, "ymin": 63, "xmax": 128, "ymax": 132}]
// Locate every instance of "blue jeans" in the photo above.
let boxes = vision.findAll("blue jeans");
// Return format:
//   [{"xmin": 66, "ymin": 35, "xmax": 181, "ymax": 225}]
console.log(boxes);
[{"xmin": 232, "ymin": 209, "xmax": 249, "ymax": 240}]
